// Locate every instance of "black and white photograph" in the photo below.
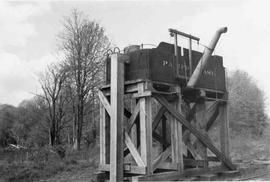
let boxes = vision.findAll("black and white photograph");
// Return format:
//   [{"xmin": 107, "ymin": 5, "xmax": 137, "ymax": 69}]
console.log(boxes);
[{"xmin": 0, "ymin": 0, "xmax": 270, "ymax": 181}]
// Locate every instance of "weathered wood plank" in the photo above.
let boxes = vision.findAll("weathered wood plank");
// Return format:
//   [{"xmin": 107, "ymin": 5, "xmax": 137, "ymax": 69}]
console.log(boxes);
[
  {"xmin": 99, "ymin": 103, "xmax": 106, "ymax": 165},
  {"xmin": 130, "ymin": 98, "xmax": 137, "ymax": 147},
  {"xmin": 220, "ymin": 103, "xmax": 230, "ymax": 159},
  {"xmin": 175, "ymin": 86, "xmax": 184, "ymax": 171},
  {"xmin": 124, "ymin": 131, "xmax": 145, "ymax": 167},
  {"xmin": 153, "ymin": 146, "xmax": 171, "ymax": 171},
  {"xmin": 127, "ymin": 103, "xmax": 140, "ymax": 132},
  {"xmin": 206, "ymin": 101, "xmax": 220, "ymax": 131},
  {"xmin": 185, "ymin": 141, "xmax": 201, "ymax": 159},
  {"xmin": 170, "ymin": 111, "xmax": 178, "ymax": 163},
  {"xmin": 110, "ymin": 54, "xmax": 125, "ymax": 182},
  {"xmin": 98, "ymin": 90, "xmax": 111, "ymax": 116},
  {"xmin": 152, "ymin": 106, "xmax": 166, "ymax": 131},
  {"xmin": 101, "ymin": 79, "xmax": 142, "ymax": 95},
  {"xmin": 134, "ymin": 165, "xmax": 229, "ymax": 181},
  {"xmin": 139, "ymin": 82, "xmax": 153, "ymax": 175},
  {"xmin": 184, "ymin": 159, "xmax": 207, "ymax": 167},
  {"xmin": 153, "ymin": 94, "xmax": 236, "ymax": 170},
  {"xmin": 133, "ymin": 90, "xmax": 152, "ymax": 98},
  {"xmin": 183, "ymin": 101, "xmax": 219, "ymax": 143},
  {"xmin": 155, "ymin": 162, "xmax": 178, "ymax": 171},
  {"xmin": 194, "ymin": 98, "xmax": 207, "ymax": 165},
  {"xmin": 99, "ymin": 164, "xmax": 146, "ymax": 175}
]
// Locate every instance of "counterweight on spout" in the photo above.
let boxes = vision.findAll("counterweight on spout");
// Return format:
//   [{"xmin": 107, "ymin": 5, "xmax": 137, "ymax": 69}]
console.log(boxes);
[{"xmin": 187, "ymin": 27, "xmax": 228, "ymax": 88}]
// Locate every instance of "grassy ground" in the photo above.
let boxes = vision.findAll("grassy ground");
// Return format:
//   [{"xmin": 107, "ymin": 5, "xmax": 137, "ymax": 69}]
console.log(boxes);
[
  {"xmin": 230, "ymin": 124, "xmax": 270, "ymax": 162},
  {"xmin": 0, "ymin": 145, "xmax": 100, "ymax": 182},
  {"xmin": 1, "ymin": 125, "xmax": 270, "ymax": 182}
]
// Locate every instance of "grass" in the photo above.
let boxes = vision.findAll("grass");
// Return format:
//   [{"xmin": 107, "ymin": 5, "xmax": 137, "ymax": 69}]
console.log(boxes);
[
  {"xmin": 0, "ymin": 144, "xmax": 100, "ymax": 182},
  {"xmin": 1, "ymin": 126, "xmax": 270, "ymax": 182}
]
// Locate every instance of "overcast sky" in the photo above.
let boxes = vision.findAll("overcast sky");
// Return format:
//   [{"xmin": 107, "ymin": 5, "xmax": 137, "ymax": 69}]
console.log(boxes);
[{"xmin": 1, "ymin": 0, "xmax": 270, "ymax": 113}]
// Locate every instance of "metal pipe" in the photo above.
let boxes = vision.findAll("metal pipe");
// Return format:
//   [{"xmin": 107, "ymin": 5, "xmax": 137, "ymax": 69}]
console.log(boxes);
[{"xmin": 187, "ymin": 27, "xmax": 228, "ymax": 87}]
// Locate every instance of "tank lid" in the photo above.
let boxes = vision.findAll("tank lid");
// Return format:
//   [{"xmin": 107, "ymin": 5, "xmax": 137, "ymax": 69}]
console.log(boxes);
[{"xmin": 124, "ymin": 45, "xmax": 140, "ymax": 53}]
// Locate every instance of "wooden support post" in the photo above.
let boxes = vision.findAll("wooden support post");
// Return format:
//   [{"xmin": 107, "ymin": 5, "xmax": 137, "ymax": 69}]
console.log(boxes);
[
  {"xmin": 195, "ymin": 97, "xmax": 208, "ymax": 166},
  {"xmin": 170, "ymin": 86, "xmax": 184, "ymax": 171},
  {"xmin": 220, "ymin": 102, "xmax": 230, "ymax": 160},
  {"xmin": 105, "ymin": 101, "xmax": 110, "ymax": 164},
  {"xmin": 130, "ymin": 98, "xmax": 138, "ymax": 147},
  {"xmin": 170, "ymin": 107, "xmax": 177, "ymax": 163},
  {"xmin": 100, "ymin": 101, "xmax": 106, "ymax": 165},
  {"xmin": 139, "ymin": 82, "xmax": 153, "ymax": 175},
  {"xmin": 110, "ymin": 54, "xmax": 125, "ymax": 182},
  {"xmin": 175, "ymin": 86, "xmax": 184, "ymax": 171}
]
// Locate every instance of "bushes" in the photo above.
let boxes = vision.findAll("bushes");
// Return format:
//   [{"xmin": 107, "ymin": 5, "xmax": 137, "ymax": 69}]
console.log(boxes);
[{"xmin": 228, "ymin": 70, "xmax": 268, "ymax": 137}]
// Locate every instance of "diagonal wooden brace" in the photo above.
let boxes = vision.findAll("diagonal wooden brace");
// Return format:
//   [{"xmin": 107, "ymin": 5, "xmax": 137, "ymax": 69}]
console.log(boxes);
[
  {"xmin": 153, "ymin": 146, "xmax": 172, "ymax": 171},
  {"xmin": 124, "ymin": 131, "xmax": 145, "ymax": 167},
  {"xmin": 127, "ymin": 103, "xmax": 140, "ymax": 132},
  {"xmin": 206, "ymin": 101, "xmax": 220, "ymax": 131},
  {"xmin": 98, "ymin": 90, "xmax": 112, "ymax": 116},
  {"xmin": 153, "ymin": 94, "xmax": 236, "ymax": 170},
  {"xmin": 152, "ymin": 106, "xmax": 167, "ymax": 131}
]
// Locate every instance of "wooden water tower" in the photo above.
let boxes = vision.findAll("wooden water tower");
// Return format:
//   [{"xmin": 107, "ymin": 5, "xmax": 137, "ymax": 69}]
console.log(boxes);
[{"xmin": 98, "ymin": 27, "xmax": 237, "ymax": 181}]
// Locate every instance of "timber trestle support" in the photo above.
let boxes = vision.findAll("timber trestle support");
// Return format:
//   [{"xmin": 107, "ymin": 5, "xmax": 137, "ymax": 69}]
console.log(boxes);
[{"xmin": 98, "ymin": 53, "xmax": 236, "ymax": 181}]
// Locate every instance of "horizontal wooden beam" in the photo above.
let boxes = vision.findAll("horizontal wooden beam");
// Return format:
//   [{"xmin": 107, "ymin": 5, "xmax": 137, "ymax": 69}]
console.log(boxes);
[
  {"xmin": 101, "ymin": 79, "xmax": 143, "ymax": 95},
  {"xmin": 155, "ymin": 162, "xmax": 178, "ymax": 171},
  {"xmin": 153, "ymin": 94, "xmax": 236, "ymax": 170},
  {"xmin": 99, "ymin": 164, "xmax": 146, "ymax": 175},
  {"xmin": 134, "ymin": 165, "xmax": 230, "ymax": 181},
  {"xmin": 133, "ymin": 90, "xmax": 152, "ymax": 98},
  {"xmin": 184, "ymin": 159, "xmax": 207, "ymax": 167}
]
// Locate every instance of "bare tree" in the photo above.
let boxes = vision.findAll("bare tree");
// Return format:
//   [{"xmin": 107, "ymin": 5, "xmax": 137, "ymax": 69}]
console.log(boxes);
[
  {"xmin": 59, "ymin": 9, "xmax": 110, "ymax": 150},
  {"xmin": 39, "ymin": 64, "xmax": 66, "ymax": 146}
]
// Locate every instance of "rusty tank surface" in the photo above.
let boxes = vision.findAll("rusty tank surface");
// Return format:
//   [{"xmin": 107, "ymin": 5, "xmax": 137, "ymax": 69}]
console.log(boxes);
[{"xmin": 106, "ymin": 42, "xmax": 226, "ymax": 92}]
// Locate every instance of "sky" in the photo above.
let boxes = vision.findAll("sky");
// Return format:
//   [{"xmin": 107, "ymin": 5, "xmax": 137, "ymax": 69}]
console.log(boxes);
[{"xmin": 1, "ymin": 0, "xmax": 270, "ymax": 113}]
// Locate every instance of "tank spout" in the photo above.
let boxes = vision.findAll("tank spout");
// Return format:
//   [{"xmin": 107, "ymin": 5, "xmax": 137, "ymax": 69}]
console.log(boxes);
[{"xmin": 187, "ymin": 27, "xmax": 227, "ymax": 87}]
